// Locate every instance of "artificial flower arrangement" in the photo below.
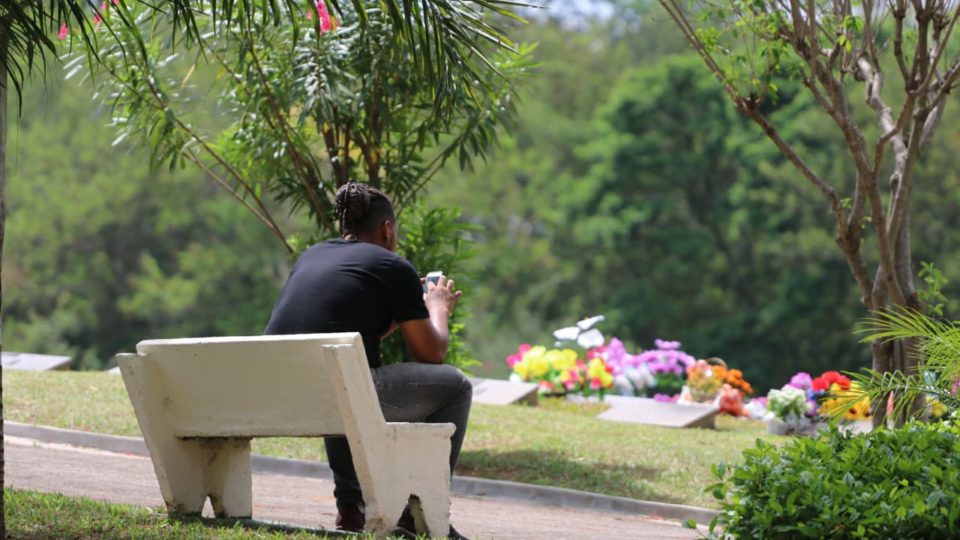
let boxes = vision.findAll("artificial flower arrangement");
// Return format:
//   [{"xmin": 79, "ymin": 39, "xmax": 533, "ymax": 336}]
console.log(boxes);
[
  {"xmin": 676, "ymin": 358, "xmax": 755, "ymax": 416},
  {"xmin": 505, "ymin": 317, "xmax": 755, "ymax": 411},
  {"xmin": 506, "ymin": 316, "xmax": 615, "ymax": 397},
  {"xmin": 754, "ymin": 370, "xmax": 872, "ymax": 434}
]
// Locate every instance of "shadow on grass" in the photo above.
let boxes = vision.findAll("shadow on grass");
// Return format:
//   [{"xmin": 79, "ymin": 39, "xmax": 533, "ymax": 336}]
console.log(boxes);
[
  {"xmin": 172, "ymin": 514, "xmax": 349, "ymax": 537},
  {"xmin": 456, "ymin": 448, "xmax": 681, "ymax": 504},
  {"xmin": 174, "ymin": 514, "xmax": 422, "ymax": 539}
]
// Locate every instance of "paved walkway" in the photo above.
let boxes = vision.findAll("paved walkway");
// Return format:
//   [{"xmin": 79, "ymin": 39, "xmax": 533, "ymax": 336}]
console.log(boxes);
[{"xmin": 7, "ymin": 436, "xmax": 699, "ymax": 539}]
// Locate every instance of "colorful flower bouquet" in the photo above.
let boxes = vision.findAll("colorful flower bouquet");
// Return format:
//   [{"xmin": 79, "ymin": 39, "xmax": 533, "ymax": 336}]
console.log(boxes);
[
  {"xmin": 505, "ymin": 317, "xmax": 755, "ymax": 410},
  {"xmin": 507, "ymin": 344, "xmax": 614, "ymax": 397},
  {"xmin": 677, "ymin": 358, "xmax": 754, "ymax": 415},
  {"xmin": 754, "ymin": 369, "xmax": 872, "ymax": 435}
]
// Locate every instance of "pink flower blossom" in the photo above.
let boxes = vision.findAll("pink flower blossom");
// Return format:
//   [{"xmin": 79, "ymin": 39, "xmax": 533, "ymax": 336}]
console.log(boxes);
[
  {"xmin": 653, "ymin": 393, "xmax": 678, "ymax": 402},
  {"xmin": 307, "ymin": 1, "xmax": 337, "ymax": 32},
  {"xmin": 505, "ymin": 343, "xmax": 531, "ymax": 368},
  {"xmin": 58, "ymin": 23, "xmax": 69, "ymax": 40},
  {"xmin": 94, "ymin": 1, "xmax": 120, "ymax": 26},
  {"xmin": 590, "ymin": 378, "xmax": 602, "ymax": 390}
]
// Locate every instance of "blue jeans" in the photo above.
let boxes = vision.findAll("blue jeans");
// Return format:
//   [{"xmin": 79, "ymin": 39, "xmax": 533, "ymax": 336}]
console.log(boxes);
[{"xmin": 324, "ymin": 362, "xmax": 473, "ymax": 510}]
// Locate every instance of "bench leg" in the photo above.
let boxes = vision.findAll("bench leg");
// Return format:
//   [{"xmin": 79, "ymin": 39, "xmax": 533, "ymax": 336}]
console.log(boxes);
[
  {"xmin": 119, "ymin": 355, "xmax": 208, "ymax": 515},
  {"xmin": 362, "ymin": 497, "xmax": 405, "ymax": 537},
  {"xmin": 201, "ymin": 438, "xmax": 253, "ymax": 519},
  {"xmin": 408, "ymin": 483, "xmax": 451, "ymax": 538},
  {"xmin": 119, "ymin": 355, "xmax": 252, "ymax": 518},
  {"xmin": 145, "ymin": 436, "xmax": 209, "ymax": 516}
]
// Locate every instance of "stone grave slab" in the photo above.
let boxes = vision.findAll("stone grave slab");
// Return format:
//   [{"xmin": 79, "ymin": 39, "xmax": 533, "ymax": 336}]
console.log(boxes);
[
  {"xmin": 2, "ymin": 352, "xmax": 71, "ymax": 372},
  {"xmin": 470, "ymin": 377, "xmax": 538, "ymax": 406},
  {"xmin": 598, "ymin": 397, "xmax": 718, "ymax": 428}
]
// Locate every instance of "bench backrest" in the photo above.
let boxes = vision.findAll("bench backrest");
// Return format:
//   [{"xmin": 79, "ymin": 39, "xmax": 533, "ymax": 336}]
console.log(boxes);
[{"xmin": 134, "ymin": 333, "xmax": 384, "ymax": 439}]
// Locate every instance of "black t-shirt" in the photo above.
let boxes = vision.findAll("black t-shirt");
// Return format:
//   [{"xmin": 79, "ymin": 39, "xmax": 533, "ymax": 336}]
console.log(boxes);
[{"xmin": 264, "ymin": 240, "xmax": 429, "ymax": 368}]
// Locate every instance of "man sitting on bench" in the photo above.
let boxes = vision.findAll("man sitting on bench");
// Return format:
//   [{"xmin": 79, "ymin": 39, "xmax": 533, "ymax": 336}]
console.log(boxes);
[{"xmin": 265, "ymin": 182, "xmax": 471, "ymax": 540}]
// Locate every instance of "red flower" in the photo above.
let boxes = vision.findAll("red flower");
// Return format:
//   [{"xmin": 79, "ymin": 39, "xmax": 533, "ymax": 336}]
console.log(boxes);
[
  {"xmin": 812, "ymin": 371, "xmax": 851, "ymax": 392},
  {"xmin": 587, "ymin": 345, "xmax": 606, "ymax": 360}
]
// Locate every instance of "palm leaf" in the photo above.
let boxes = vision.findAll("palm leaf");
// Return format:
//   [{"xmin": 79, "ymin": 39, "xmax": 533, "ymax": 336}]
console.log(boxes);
[
  {"xmin": 837, "ymin": 309, "xmax": 960, "ymax": 423},
  {"xmin": 2, "ymin": 0, "xmax": 531, "ymax": 115}
]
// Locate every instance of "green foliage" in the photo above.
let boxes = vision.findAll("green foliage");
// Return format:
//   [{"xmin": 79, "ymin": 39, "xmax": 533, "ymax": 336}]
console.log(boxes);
[
  {"xmin": 707, "ymin": 423, "xmax": 960, "ymax": 538},
  {"xmin": 918, "ymin": 262, "xmax": 950, "ymax": 317},
  {"xmin": 431, "ymin": 47, "xmax": 865, "ymax": 388},
  {"xmin": 380, "ymin": 202, "xmax": 479, "ymax": 371},
  {"xmin": 74, "ymin": 0, "xmax": 532, "ymax": 251},
  {"xmin": 5, "ymin": 68, "xmax": 289, "ymax": 369},
  {"xmin": 837, "ymin": 309, "xmax": 960, "ymax": 423}
]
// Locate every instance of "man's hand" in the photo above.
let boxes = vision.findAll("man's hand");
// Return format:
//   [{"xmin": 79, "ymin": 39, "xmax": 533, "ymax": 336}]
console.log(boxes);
[
  {"xmin": 402, "ymin": 275, "xmax": 463, "ymax": 364},
  {"xmin": 423, "ymin": 274, "xmax": 463, "ymax": 317}
]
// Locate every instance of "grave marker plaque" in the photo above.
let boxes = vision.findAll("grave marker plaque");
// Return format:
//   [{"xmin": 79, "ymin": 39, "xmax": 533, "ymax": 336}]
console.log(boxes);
[
  {"xmin": 598, "ymin": 397, "xmax": 718, "ymax": 428},
  {"xmin": 470, "ymin": 377, "xmax": 538, "ymax": 406}
]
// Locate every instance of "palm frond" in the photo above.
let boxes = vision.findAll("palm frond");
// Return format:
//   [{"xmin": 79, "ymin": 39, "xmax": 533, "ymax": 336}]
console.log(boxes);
[
  {"xmin": 834, "ymin": 308, "xmax": 960, "ymax": 424},
  {"xmin": 3, "ymin": 0, "xmax": 530, "ymax": 116},
  {"xmin": 857, "ymin": 308, "xmax": 960, "ymax": 381}
]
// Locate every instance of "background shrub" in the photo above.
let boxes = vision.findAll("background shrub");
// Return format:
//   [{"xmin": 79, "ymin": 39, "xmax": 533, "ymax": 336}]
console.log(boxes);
[{"xmin": 707, "ymin": 421, "xmax": 960, "ymax": 538}]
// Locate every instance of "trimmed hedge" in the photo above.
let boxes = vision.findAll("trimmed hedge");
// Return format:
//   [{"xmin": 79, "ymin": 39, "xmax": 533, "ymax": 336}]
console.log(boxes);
[{"xmin": 705, "ymin": 422, "xmax": 960, "ymax": 538}]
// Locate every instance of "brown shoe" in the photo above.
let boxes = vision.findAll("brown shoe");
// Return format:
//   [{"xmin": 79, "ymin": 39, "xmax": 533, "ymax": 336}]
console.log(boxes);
[{"xmin": 335, "ymin": 502, "xmax": 365, "ymax": 533}]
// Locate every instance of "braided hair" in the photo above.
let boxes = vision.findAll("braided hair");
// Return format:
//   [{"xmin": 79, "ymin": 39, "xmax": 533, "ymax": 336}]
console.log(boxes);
[{"xmin": 334, "ymin": 182, "xmax": 395, "ymax": 235}]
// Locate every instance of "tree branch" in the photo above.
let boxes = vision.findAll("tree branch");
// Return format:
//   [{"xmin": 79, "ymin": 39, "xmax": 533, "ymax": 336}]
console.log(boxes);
[
  {"xmin": 183, "ymin": 152, "xmax": 294, "ymax": 253},
  {"xmin": 246, "ymin": 45, "xmax": 335, "ymax": 231}
]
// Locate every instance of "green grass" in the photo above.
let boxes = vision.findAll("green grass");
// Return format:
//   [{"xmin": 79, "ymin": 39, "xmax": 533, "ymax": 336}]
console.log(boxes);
[
  {"xmin": 5, "ymin": 488, "xmax": 342, "ymax": 539},
  {"xmin": 5, "ymin": 370, "xmax": 775, "ymax": 508}
]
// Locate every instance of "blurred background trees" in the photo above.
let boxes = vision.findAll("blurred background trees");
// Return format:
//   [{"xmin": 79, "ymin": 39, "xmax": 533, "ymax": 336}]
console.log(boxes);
[{"xmin": 6, "ymin": 0, "xmax": 960, "ymax": 392}]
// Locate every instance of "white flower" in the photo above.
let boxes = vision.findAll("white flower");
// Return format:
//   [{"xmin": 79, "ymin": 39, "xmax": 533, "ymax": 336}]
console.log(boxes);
[
  {"xmin": 577, "ymin": 328, "xmax": 605, "ymax": 349},
  {"xmin": 553, "ymin": 326, "xmax": 580, "ymax": 341},
  {"xmin": 553, "ymin": 315, "xmax": 606, "ymax": 346},
  {"xmin": 576, "ymin": 315, "xmax": 605, "ymax": 331}
]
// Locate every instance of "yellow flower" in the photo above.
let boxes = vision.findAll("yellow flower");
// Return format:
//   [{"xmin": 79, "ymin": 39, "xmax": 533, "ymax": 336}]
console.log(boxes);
[
  {"xmin": 513, "ymin": 358, "xmax": 530, "ymax": 380},
  {"xmin": 587, "ymin": 358, "xmax": 608, "ymax": 379},
  {"xmin": 545, "ymin": 348, "xmax": 578, "ymax": 372}
]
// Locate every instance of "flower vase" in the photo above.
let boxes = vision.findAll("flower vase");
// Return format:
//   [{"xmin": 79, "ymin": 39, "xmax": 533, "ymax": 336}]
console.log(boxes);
[{"xmin": 766, "ymin": 418, "xmax": 792, "ymax": 436}]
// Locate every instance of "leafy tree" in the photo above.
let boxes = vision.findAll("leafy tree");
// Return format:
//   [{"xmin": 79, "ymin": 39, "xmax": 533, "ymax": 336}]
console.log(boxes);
[
  {"xmin": 69, "ymin": 0, "xmax": 530, "ymax": 370},
  {"xmin": 5, "ymin": 71, "xmax": 290, "ymax": 368},
  {"xmin": 658, "ymin": 0, "xmax": 960, "ymax": 422},
  {"xmin": 425, "ymin": 12, "xmax": 694, "ymax": 370},
  {"xmin": 569, "ymin": 54, "xmax": 867, "ymax": 389}
]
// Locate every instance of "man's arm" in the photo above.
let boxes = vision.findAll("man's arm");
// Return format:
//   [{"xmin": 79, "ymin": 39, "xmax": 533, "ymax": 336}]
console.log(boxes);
[{"xmin": 399, "ymin": 275, "xmax": 462, "ymax": 364}]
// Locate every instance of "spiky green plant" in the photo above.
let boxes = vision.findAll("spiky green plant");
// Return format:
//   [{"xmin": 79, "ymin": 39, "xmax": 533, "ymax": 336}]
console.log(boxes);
[{"xmin": 831, "ymin": 309, "xmax": 960, "ymax": 424}]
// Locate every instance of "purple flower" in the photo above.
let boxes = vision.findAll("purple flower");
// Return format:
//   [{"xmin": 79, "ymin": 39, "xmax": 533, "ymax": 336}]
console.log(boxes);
[
  {"xmin": 654, "ymin": 339, "xmax": 681, "ymax": 350},
  {"xmin": 787, "ymin": 372, "xmax": 813, "ymax": 391},
  {"xmin": 654, "ymin": 393, "xmax": 678, "ymax": 402},
  {"xmin": 604, "ymin": 338, "xmax": 628, "ymax": 375}
]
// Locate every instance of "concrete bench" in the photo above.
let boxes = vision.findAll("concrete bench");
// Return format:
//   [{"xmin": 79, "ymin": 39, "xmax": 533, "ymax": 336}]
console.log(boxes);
[{"xmin": 116, "ymin": 332, "xmax": 455, "ymax": 537}]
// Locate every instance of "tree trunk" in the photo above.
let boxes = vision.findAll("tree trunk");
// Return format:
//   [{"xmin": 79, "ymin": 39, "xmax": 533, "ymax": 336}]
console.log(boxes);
[
  {"xmin": 0, "ymin": 21, "xmax": 8, "ymax": 537},
  {"xmin": 870, "ymin": 340, "xmax": 893, "ymax": 428}
]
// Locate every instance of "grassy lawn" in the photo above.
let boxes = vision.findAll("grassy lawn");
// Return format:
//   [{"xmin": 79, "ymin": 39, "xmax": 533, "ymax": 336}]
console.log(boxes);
[
  {"xmin": 5, "ymin": 488, "xmax": 366, "ymax": 539},
  {"xmin": 5, "ymin": 370, "xmax": 775, "ymax": 508}
]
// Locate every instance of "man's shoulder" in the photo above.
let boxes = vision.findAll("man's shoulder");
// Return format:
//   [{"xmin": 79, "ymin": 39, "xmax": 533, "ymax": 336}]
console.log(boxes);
[{"xmin": 308, "ymin": 240, "xmax": 416, "ymax": 272}]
